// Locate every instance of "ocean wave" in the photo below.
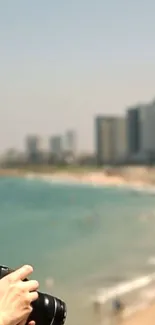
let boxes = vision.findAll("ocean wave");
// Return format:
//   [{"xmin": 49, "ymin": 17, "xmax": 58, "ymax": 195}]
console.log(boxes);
[
  {"xmin": 85, "ymin": 273, "xmax": 130, "ymax": 288},
  {"xmin": 23, "ymin": 173, "xmax": 155, "ymax": 195},
  {"xmin": 25, "ymin": 173, "xmax": 35, "ymax": 180},
  {"xmin": 25, "ymin": 174, "xmax": 94, "ymax": 187},
  {"xmin": 90, "ymin": 272, "xmax": 155, "ymax": 304}
]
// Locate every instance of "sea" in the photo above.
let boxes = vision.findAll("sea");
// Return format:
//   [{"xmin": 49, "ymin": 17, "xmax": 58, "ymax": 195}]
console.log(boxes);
[{"xmin": 0, "ymin": 176, "xmax": 155, "ymax": 324}]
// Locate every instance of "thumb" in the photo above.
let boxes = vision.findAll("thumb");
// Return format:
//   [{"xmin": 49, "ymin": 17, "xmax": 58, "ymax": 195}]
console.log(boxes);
[
  {"xmin": 28, "ymin": 322, "xmax": 35, "ymax": 325},
  {"xmin": 17, "ymin": 319, "xmax": 35, "ymax": 325}
]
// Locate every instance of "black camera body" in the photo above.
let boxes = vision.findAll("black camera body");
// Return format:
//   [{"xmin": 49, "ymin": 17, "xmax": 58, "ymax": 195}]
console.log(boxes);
[{"xmin": 0, "ymin": 265, "xmax": 67, "ymax": 325}]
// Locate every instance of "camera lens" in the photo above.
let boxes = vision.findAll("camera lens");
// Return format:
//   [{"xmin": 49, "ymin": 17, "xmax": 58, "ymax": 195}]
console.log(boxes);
[
  {"xmin": 41, "ymin": 294, "xmax": 67, "ymax": 325},
  {"xmin": 52, "ymin": 298, "xmax": 67, "ymax": 325},
  {"xmin": 32, "ymin": 293, "xmax": 67, "ymax": 325}
]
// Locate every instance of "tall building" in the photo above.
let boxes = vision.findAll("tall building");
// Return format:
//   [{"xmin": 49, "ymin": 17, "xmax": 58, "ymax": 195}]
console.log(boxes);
[
  {"xmin": 113, "ymin": 117, "xmax": 127, "ymax": 163},
  {"xmin": 127, "ymin": 101, "xmax": 155, "ymax": 162},
  {"xmin": 65, "ymin": 130, "xmax": 77, "ymax": 157},
  {"xmin": 49, "ymin": 136, "xmax": 63, "ymax": 161},
  {"xmin": 95, "ymin": 116, "xmax": 112, "ymax": 165},
  {"xmin": 25, "ymin": 135, "xmax": 41, "ymax": 163},
  {"xmin": 140, "ymin": 100, "xmax": 155, "ymax": 160},
  {"xmin": 95, "ymin": 116, "xmax": 127, "ymax": 165},
  {"xmin": 126, "ymin": 107, "xmax": 141, "ymax": 158}
]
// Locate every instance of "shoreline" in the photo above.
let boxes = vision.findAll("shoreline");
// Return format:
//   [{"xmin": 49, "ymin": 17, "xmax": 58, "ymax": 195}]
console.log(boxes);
[
  {"xmin": 91, "ymin": 272, "xmax": 155, "ymax": 324},
  {"xmin": 0, "ymin": 167, "xmax": 154, "ymax": 191}
]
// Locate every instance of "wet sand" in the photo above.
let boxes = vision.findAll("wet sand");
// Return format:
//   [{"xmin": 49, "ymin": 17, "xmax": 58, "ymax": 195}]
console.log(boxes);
[
  {"xmin": 123, "ymin": 304, "xmax": 155, "ymax": 325},
  {"xmin": 0, "ymin": 167, "xmax": 153, "ymax": 188}
]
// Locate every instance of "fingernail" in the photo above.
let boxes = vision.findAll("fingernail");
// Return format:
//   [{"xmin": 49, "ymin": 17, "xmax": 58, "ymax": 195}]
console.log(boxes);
[{"xmin": 24, "ymin": 265, "xmax": 33, "ymax": 271}]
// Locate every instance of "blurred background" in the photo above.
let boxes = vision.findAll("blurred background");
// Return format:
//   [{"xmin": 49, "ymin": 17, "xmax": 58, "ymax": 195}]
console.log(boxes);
[{"xmin": 1, "ymin": 1, "xmax": 155, "ymax": 325}]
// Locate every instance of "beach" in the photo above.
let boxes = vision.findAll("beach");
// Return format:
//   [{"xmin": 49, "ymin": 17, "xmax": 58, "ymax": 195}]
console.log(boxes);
[
  {"xmin": 0, "ymin": 166, "xmax": 155, "ymax": 189},
  {"xmin": 0, "ymin": 167, "xmax": 155, "ymax": 325},
  {"xmin": 123, "ymin": 304, "xmax": 155, "ymax": 325}
]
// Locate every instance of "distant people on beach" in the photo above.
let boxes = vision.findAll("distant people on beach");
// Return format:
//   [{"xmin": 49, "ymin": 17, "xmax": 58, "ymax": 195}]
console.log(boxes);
[
  {"xmin": 111, "ymin": 297, "xmax": 125, "ymax": 324},
  {"xmin": 93, "ymin": 300, "xmax": 103, "ymax": 324},
  {"xmin": 93, "ymin": 296, "xmax": 125, "ymax": 325},
  {"xmin": 112, "ymin": 297, "xmax": 124, "ymax": 313}
]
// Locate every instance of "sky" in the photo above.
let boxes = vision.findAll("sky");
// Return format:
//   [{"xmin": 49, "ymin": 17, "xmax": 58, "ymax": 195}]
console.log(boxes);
[{"xmin": 0, "ymin": 0, "xmax": 155, "ymax": 153}]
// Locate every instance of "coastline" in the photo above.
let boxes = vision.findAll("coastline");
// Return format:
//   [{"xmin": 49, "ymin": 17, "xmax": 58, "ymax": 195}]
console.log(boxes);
[{"xmin": 0, "ymin": 166, "xmax": 154, "ymax": 191}]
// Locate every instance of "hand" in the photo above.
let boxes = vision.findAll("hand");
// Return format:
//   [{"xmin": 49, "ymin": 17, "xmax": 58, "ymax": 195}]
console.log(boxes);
[
  {"xmin": 18, "ymin": 318, "xmax": 35, "ymax": 325},
  {"xmin": 0, "ymin": 265, "xmax": 39, "ymax": 325},
  {"xmin": 18, "ymin": 316, "xmax": 36, "ymax": 325}
]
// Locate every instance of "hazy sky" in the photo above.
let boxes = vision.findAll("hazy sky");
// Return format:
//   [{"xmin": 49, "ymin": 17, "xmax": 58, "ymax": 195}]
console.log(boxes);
[{"xmin": 0, "ymin": 0, "xmax": 155, "ymax": 152}]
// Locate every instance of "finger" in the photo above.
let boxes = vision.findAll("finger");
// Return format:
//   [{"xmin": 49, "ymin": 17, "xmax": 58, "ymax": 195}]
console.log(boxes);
[
  {"xmin": 22, "ymin": 280, "xmax": 39, "ymax": 292},
  {"xmin": 29, "ymin": 291, "xmax": 39, "ymax": 302},
  {"xmin": 28, "ymin": 321, "xmax": 35, "ymax": 325},
  {"xmin": 17, "ymin": 321, "xmax": 25, "ymax": 325},
  {"xmin": 17, "ymin": 317, "xmax": 29, "ymax": 325},
  {"xmin": 17, "ymin": 314, "xmax": 34, "ymax": 325},
  {"xmin": 18, "ymin": 320, "xmax": 27, "ymax": 325},
  {"xmin": 9, "ymin": 265, "xmax": 33, "ymax": 282}
]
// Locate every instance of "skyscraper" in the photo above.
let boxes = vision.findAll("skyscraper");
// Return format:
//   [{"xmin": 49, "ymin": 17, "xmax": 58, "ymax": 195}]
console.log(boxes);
[
  {"xmin": 49, "ymin": 135, "xmax": 63, "ymax": 161},
  {"xmin": 65, "ymin": 130, "xmax": 77, "ymax": 157},
  {"xmin": 126, "ymin": 107, "xmax": 141, "ymax": 158},
  {"xmin": 113, "ymin": 117, "xmax": 127, "ymax": 163},
  {"xmin": 140, "ymin": 100, "xmax": 155, "ymax": 161},
  {"xmin": 95, "ymin": 116, "xmax": 112, "ymax": 165},
  {"xmin": 25, "ymin": 135, "xmax": 42, "ymax": 163},
  {"xmin": 95, "ymin": 116, "xmax": 127, "ymax": 165}
]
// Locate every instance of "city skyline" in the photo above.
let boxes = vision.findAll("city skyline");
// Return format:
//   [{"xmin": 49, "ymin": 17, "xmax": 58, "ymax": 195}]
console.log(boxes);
[
  {"xmin": 0, "ymin": 0, "xmax": 155, "ymax": 153},
  {"xmin": 2, "ymin": 97, "xmax": 155, "ymax": 166},
  {"xmin": 2, "ymin": 96, "xmax": 155, "ymax": 157}
]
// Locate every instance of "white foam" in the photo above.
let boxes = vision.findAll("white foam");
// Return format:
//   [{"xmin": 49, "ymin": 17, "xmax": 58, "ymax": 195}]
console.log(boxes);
[
  {"xmin": 91, "ymin": 273, "xmax": 155, "ymax": 304},
  {"xmin": 23, "ymin": 173, "xmax": 155, "ymax": 194},
  {"xmin": 25, "ymin": 173, "xmax": 35, "ymax": 180},
  {"xmin": 129, "ymin": 185, "xmax": 155, "ymax": 195},
  {"xmin": 22, "ymin": 170, "xmax": 155, "ymax": 195}
]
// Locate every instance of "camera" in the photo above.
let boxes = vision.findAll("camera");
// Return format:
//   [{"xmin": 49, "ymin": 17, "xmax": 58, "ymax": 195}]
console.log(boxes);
[{"xmin": 0, "ymin": 265, "xmax": 67, "ymax": 325}]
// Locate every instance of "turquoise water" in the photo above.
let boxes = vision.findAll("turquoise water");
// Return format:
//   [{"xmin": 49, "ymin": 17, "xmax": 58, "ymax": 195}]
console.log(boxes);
[{"xmin": 0, "ymin": 177, "xmax": 155, "ymax": 324}]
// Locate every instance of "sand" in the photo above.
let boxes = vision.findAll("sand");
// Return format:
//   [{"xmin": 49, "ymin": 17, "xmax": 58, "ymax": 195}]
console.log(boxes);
[
  {"xmin": 0, "ymin": 166, "xmax": 154, "ymax": 189},
  {"xmin": 123, "ymin": 304, "xmax": 155, "ymax": 325}
]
